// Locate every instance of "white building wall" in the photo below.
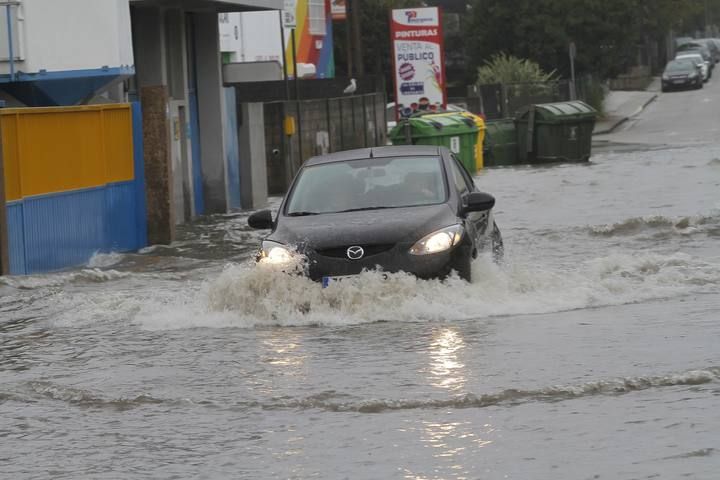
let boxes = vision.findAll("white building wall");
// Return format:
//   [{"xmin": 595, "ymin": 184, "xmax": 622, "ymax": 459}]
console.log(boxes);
[
  {"xmin": 219, "ymin": 11, "xmax": 283, "ymax": 65},
  {"xmin": 0, "ymin": 0, "xmax": 133, "ymax": 76}
]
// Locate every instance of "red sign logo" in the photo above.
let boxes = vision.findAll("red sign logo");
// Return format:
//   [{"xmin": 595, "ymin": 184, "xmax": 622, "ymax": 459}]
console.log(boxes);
[{"xmin": 405, "ymin": 11, "xmax": 417, "ymax": 21}]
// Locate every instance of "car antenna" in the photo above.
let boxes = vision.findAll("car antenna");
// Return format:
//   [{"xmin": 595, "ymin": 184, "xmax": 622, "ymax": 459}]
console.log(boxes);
[{"xmin": 369, "ymin": 148, "xmax": 374, "ymax": 158}]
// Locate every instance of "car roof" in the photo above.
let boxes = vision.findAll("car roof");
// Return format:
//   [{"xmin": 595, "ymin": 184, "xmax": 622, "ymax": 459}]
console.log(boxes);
[{"xmin": 304, "ymin": 145, "xmax": 444, "ymax": 166}]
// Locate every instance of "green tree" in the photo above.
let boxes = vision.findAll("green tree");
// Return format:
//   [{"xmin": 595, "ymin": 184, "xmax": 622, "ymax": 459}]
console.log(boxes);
[{"xmin": 464, "ymin": 0, "xmax": 707, "ymax": 81}]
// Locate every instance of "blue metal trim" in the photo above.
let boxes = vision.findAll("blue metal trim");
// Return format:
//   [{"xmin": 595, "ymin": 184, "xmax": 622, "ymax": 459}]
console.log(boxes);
[
  {"xmin": 189, "ymin": 89, "xmax": 204, "ymax": 215},
  {"xmin": 131, "ymin": 102, "xmax": 148, "ymax": 249},
  {"xmin": 0, "ymin": 66, "xmax": 135, "ymax": 84},
  {"xmin": 6, "ymin": 4, "xmax": 15, "ymax": 82},
  {"xmin": 224, "ymin": 87, "xmax": 241, "ymax": 209}
]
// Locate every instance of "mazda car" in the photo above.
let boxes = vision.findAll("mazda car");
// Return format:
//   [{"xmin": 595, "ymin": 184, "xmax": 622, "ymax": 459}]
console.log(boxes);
[{"xmin": 247, "ymin": 145, "xmax": 503, "ymax": 284}]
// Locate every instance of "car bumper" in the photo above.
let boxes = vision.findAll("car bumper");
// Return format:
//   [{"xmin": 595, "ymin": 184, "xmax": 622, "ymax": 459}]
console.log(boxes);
[
  {"xmin": 304, "ymin": 243, "xmax": 472, "ymax": 282},
  {"xmin": 663, "ymin": 78, "xmax": 699, "ymax": 89}
]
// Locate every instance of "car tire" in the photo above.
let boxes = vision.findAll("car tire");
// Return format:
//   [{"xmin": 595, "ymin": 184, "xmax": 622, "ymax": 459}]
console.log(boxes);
[
  {"xmin": 697, "ymin": 80, "xmax": 704, "ymax": 89},
  {"xmin": 491, "ymin": 222, "xmax": 504, "ymax": 263}
]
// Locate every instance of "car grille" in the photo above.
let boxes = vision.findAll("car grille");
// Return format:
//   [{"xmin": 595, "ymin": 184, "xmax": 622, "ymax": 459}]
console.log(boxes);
[{"xmin": 315, "ymin": 244, "xmax": 395, "ymax": 259}]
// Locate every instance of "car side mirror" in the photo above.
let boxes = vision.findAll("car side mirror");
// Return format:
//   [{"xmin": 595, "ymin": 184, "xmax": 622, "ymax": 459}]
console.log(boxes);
[
  {"xmin": 463, "ymin": 192, "xmax": 495, "ymax": 213},
  {"xmin": 248, "ymin": 209, "xmax": 273, "ymax": 229}
]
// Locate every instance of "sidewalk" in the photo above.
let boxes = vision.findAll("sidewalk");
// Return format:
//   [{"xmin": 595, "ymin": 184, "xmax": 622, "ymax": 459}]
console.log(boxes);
[{"xmin": 593, "ymin": 78, "xmax": 660, "ymax": 135}]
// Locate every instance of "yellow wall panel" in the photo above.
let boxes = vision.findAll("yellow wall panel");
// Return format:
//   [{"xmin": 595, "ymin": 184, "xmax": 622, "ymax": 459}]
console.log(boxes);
[
  {"xmin": 103, "ymin": 108, "xmax": 134, "ymax": 183},
  {"xmin": 0, "ymin": 104, "xmax": 134, "ymax": 199}
]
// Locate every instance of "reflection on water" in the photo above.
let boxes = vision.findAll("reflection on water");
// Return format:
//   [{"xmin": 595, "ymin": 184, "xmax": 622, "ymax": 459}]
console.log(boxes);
[
  {"xmin": 262, "ymin": 331, "xmax": 307, "ymax": 369},
  {"xmin": 428, "ymin": 328, "xmax": 466, "ymax": 392}
]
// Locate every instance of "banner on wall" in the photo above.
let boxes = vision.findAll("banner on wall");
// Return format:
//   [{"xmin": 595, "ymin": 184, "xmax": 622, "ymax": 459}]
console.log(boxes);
[
  {"xmin": 390, "ymin": 7, "xmax": 446, "ymax": 120},
  {"xmin": 331, "ymin": 0, "xmax": 346, "ymax": 21}
]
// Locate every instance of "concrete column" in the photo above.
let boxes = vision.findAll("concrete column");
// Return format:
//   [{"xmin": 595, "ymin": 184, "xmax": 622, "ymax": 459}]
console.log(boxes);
[
  {"xmin": 0, "ymin": 123, "xmax": 9, "ymax": 275},
  {"xmin": 193, "ymin": 11, "xmax": 229, "ymax": 214},
  {"xmin": 239, "ymin": 102, "xmax": 268, "ymax": 209},
  {"xmin": 131, "ymin": 6, "xmax": 167, "ymax": 87},
  {"xmin": 141, "ymin": 85, "xmax": 176, "ymax": 245}
]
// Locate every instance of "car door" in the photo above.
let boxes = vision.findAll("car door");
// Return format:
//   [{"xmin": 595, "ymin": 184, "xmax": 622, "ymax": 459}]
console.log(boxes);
[{"xmin": 448, "ymin": 154, "xmax": 490, "ymax": 247}]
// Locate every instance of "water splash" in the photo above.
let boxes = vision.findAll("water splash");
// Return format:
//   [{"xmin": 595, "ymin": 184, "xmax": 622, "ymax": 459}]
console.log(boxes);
[{"xmin": 133, "ymin": 251, "xmax": 720, "ymax": 330}]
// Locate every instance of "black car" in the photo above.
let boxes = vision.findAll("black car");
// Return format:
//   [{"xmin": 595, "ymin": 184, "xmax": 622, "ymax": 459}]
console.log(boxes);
[
  {"xmin": 247, "ymin": 145, "xmax": 503, "ymax": 283},
  {"xmin": 661, "ymin": 59, "xmax": 703, "ymax": 92}
]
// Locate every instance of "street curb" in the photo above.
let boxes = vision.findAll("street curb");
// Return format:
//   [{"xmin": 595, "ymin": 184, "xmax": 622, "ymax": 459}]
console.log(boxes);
[{"xmin": 592, "ymin": 93, "xmax": 658, "ymax": 136}]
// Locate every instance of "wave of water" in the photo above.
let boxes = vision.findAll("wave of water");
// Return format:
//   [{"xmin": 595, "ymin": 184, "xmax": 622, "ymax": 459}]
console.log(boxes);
[
  {"xmin": 133, "ymin": 250, "xmax": 720, "ymax": 330},
  {"xmin": 588, "ymin": 212, "xmax": 720, "ymax": 237},
  {"xmin": 5, "ymin": 367, "xmax": 716, "ymax": 413},
  {"xmin": 0, "ymin": 268, "xmax": 131, "ymax": 290},
  {"xmin": 87, "ymin": 252, "xmax": 125, "ymax": 268}
]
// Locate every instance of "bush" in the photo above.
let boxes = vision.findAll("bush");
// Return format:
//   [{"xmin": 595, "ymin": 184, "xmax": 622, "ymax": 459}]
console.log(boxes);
[{"xmin": 477, "ymin": 53, "xmax": 558, "ymax": 85}]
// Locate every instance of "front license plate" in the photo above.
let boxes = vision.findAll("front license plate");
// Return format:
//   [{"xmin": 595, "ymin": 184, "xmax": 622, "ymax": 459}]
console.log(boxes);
[
  {"xmin": 321, "ymin": 275, "xmax": 356, "ymax": 288},
  {"xmin": 673, "ymin": 79, "xmax": 685, "ymax": 84}
]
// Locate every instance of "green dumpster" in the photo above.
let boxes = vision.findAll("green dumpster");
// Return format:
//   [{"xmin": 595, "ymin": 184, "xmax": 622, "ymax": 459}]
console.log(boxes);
[
  {"xmin": 516, "ymin": 101, "xmax": 597, "ymax": 163},
  {"xmin": 483, "ymin": 119, "xmax": 518, "ymax": 167},
  {"xmin": 389, "ymin": 113, "xmax": 479, "ymax": 172}
]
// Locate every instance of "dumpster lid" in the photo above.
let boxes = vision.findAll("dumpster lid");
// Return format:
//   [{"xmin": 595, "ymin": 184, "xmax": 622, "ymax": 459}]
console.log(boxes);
[
  {"xmin": 389, "ymin": 112, "xmax": 478, "ymax": 139},
  {"xmin": 516, "ymin": 101, "xmax": 597, "ymax": 122}
]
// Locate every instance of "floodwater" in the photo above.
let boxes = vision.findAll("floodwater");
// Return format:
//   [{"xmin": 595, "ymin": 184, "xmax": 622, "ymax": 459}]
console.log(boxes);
[{"xmin": 2, "ymin": 145, "xmax": 720, "ymax": 479}]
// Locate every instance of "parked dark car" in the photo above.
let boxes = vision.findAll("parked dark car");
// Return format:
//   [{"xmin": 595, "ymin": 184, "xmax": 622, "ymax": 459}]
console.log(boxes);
[
  {"xmin": 247, "ymin": 145, "xmax": 503, "ymax": 283},
  {"xmin": 661, "ymin": 59, "xmax": 703, "ymax": 92},
  {"xmin": 676, "ymin": 42, "xmax": 714, "ymax": 76},
  {"xmin": 695, "ymin": 38, "xmax": 720, "ymax": 64}
]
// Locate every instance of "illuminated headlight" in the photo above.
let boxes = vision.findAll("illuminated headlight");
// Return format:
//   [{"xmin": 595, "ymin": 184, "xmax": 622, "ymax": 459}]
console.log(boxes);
[
  {"xmin": 409, "ymin": 225, "xmax": 463, "ymax": 255},
  {"xmin": 260, "ymin": 240, "xmax": 295, "ymax": 265}
]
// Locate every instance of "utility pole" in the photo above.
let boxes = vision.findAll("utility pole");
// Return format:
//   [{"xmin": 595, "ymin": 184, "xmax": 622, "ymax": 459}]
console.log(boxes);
[
  {"xmin": 705, "ymin": 0, "xmax": 711, "ymax": 37},
  {"xmin": 347, "ymin": 0, "xmax": 364, "ymax": 76},
  {"xmin": 345, "ymin": 0, "xmax": 353, "ymax": 76},
  {"xmin": 569, "ymin": 42, "xmax": 577, "ymax": 101}
]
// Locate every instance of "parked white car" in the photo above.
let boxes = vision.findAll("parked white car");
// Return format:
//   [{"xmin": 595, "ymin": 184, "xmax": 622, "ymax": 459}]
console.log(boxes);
[{"xmin": 675, "ymin": 53, "xmax": 710, "ymax": 81}]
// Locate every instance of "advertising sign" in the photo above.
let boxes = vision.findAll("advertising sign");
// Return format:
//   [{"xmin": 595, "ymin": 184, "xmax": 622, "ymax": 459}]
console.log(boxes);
[
  {"xmin": 390, "ymin": 7, "xmax": 446, "ymax": 119},
  {"xmin": 331, "ymin": 0, "xmax": 346, "ymax": 21}
]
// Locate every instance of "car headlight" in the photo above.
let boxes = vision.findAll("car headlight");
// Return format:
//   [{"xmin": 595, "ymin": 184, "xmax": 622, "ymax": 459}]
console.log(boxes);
[
  {"xmin": 409, "ymin": 225, "xmax": 463, "ymax": 255},
  {"xmin": 662, "ymin": 74, "xmax": 669, "ymax": 80},
  {"xmin": 690, "ymin": 71, "xmax": 698, "ymax": 78},
  {"xmin": 260, "ymin": 240, "xmax": 295, "ymax": 265}
]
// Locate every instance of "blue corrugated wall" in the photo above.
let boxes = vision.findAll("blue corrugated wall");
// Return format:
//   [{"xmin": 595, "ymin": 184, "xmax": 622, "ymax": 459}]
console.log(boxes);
[{"xmin": 6, "ymin": 202, "xmax": 26, "ymax": 275}]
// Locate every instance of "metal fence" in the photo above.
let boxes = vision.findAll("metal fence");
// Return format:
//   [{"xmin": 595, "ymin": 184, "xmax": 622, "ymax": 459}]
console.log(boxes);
[
  {"xmin": 459, "ymin": 77, "xmax": 604, "ymax": 119},
  {"xmin": 264, "ymin": 92, "xmax": 387, "ymax": 194}
]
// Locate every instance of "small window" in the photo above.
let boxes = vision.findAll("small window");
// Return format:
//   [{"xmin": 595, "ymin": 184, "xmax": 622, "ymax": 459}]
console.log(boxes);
[
  {"xmin": 450, "ymin": 156, "xmax": 472, "ymax": 194},
  {"xmin": 308, "ymin": 0, "xmax": 326, "ymax": 36}
]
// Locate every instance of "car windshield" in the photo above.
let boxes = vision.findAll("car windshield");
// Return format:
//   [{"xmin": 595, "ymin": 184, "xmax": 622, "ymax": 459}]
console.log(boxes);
[
  {"xmin": 666, "ymin": 61, "xmax": 694, "ymax": 72},
  {"xmin": 286, "ymin": 156, "xmax": 447, "ymax": 215},
  {"xmin": 676, "ymin": 55, "xmax": 702, "ymax": 63}
]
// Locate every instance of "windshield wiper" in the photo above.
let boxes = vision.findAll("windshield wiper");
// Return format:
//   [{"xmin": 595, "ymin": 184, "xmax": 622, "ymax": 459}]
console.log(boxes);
[
  {"xmin": 287, "ymin": 211, "xmax": 320, "ymax": 216},
  {"xmin": 334, "ymin": 206, "xmax": 396, "ymax": 213}
]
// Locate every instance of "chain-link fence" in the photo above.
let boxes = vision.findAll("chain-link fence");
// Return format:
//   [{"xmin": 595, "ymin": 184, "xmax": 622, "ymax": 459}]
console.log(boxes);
[{"xmin": 264, "ymin": 93, "xmax": 387, "ymax": 194}]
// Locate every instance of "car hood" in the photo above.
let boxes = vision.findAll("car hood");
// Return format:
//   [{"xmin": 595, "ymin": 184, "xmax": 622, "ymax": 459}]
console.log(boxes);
[{"xmin": 270, "ymin": 204, "xmax": 458, "ymax": 250}]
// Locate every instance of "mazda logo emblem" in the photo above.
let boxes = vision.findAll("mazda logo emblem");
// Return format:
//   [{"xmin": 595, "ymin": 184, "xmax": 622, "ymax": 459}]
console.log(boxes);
[{"xmin": 346, "ymin": 246, "xmax": 364, "ymax": 260}]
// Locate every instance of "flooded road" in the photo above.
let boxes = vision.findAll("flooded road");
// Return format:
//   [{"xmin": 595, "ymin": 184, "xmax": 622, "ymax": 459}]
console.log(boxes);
[{"xmin": 3, "ymin": 101, "xmax": 720, "ymax": 477}]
